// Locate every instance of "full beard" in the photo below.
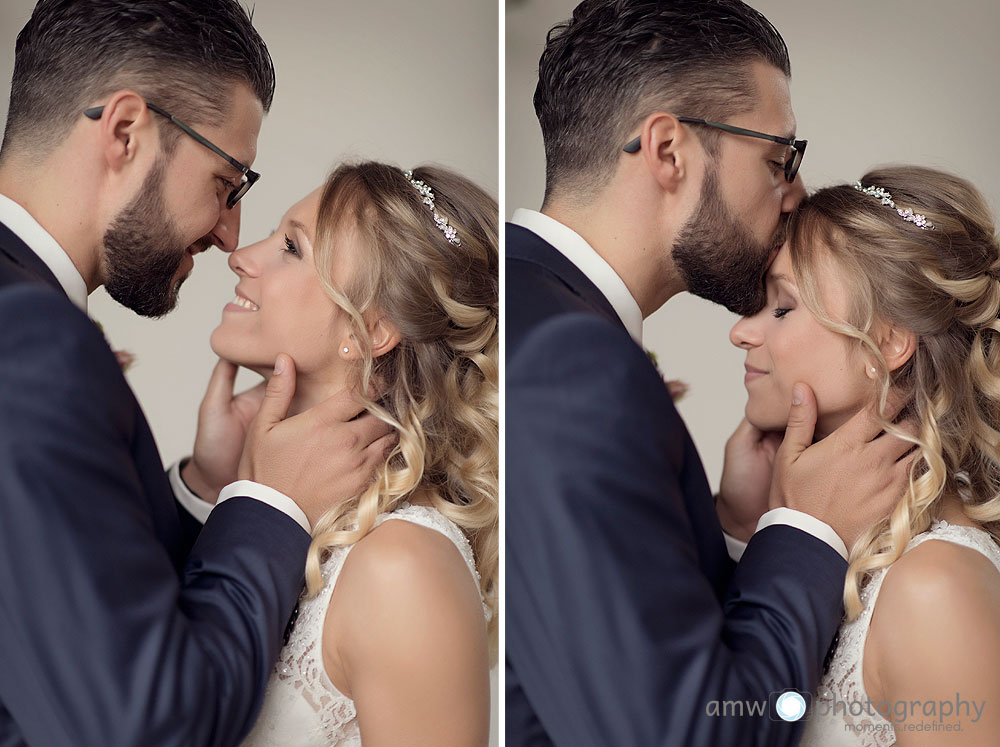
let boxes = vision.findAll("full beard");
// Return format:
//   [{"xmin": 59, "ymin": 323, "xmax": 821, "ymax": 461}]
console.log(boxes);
[
  {"xmin": 102, "ymin": 158, "xmax": 191, "ymax": 318},
  {"xmin": 672, "ymin": 167, "xmax": 782, "ymax": 317}
]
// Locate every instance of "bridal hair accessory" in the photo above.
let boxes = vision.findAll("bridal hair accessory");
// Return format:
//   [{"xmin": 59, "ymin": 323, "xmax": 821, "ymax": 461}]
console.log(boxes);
[
  {"xmin": 853, "ymin": 182, "xmax": 935, "ymax": 230},
  {"xmin": 403, "ymin": 170, "xmax": 461, "ymax": 246}
]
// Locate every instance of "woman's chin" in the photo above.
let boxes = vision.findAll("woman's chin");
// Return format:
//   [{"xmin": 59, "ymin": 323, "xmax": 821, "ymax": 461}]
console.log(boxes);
[
  {"xmin": 745, "ymin": 402, "xmax": 790, "ymax": 433},
  {"xmin": 209, "ymin": 335, "xmax": 269, "ymax": 376}
]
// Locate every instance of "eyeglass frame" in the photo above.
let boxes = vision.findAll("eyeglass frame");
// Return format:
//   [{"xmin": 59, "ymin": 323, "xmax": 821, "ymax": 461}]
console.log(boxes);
[
  {"xmin": 623, "ymin": 116, "xmax": 807, "ymax": 183},
  {"xmin": 83, "ymin": 102, "xmax": 260, "ymax": 208}
]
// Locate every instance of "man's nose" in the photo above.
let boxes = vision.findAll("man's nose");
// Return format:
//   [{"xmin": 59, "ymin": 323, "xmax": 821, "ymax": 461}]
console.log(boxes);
[
  {"xmin": 782, "ymin": 173, "xmax": 807, "ymax": 214},
  {"xmin": 211, "ymin": 200, "xmax": 242, "ymax": 253}
]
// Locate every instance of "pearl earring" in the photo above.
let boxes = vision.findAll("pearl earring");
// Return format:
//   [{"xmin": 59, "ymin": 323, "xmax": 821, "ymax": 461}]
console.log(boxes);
[
  {"xmin": 869, "ymin": 366, "xmax": 877, "ymax": 376},
  {"xmin": 343, "ymin": 347, "xmax": 349, "ymax": 354}
]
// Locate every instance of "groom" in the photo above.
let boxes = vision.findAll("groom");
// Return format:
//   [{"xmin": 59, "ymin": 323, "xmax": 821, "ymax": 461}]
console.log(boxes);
[
  {"xmin": 0, "ymin": 1, "xmax": 391, "ymax": 745},
  {"xmin": 507, "ymin": 1, "xmax": 913, "ymax": 744}
]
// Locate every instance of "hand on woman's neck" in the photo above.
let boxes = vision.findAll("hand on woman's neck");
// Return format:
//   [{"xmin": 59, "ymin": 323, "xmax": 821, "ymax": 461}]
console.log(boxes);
[{"xmin": 284, "ymin": 364, "xmax": 354, "ymax": 418}]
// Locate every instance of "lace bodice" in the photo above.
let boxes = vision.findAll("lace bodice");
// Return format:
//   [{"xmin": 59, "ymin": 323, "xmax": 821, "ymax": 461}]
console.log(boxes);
[
  {"xmin": 799, "ymin": 520, "xmax": 1000, "ymax": 747},
  {"xmin": 242, "ymin": 503, "xmax": 486, "ymax": 747}
]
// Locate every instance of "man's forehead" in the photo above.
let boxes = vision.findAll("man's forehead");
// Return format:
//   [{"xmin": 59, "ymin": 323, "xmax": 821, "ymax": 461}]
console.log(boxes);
[
  {"xmin": 750, "ymin": 61, "xmax": 796, "ymax": 137},
  {"xmin": 203, "ymin": 88, "xmax": 263, "ymax": 166}
]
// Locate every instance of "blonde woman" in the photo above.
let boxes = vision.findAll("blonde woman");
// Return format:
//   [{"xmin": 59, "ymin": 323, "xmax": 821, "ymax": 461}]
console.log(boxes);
[
  {"xmin": 729, "ymin": 166, "xmax": 1000, "ymax": 745},
  {"xmin": 205, "ymin": 162, "xmax": 497, "ymax": 746}
]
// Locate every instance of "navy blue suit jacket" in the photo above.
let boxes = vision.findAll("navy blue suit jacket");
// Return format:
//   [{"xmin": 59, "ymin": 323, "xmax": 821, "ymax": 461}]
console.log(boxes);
[
  {"xmin": 505, "ymin": 222, "xmax": 848, "ymax": 746},
  {"xmin": 0, "ymin": 222, "xmax": 310, "ymax": 746}
]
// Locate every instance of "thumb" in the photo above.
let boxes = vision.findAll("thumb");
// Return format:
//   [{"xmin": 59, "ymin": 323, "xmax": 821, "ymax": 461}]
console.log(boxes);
[
  {"xmin": 254, "ymin": 354, "xmax": 296, "ymax": 430},
  {"xmin": 779, "ymin": 382, "xmax": 817, "ymax": 462}
]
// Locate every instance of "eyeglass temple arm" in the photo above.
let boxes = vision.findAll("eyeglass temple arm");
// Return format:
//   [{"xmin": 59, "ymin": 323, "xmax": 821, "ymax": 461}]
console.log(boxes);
[
  {"xmin": 623, "ymin": 120, "xmax": 798, "ymax": 154},
  {"xmin": 676, "ymin": 117, "xmax": 797, "ymax": 147},
  {"xmin": 83, "ymin": 105, "xmax": 248, "ymax": 176}
]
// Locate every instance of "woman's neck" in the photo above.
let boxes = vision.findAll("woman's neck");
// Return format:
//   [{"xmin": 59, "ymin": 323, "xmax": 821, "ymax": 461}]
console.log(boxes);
[
  {"xmin": 285, "ymin": 365, "xmax": 354, "ymax": 418},
  {"xmin": 935, "ymin": 492, "xmax": 975, "ymax": 527}
]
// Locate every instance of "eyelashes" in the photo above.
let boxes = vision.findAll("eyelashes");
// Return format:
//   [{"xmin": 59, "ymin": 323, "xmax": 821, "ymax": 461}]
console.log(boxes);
[
  {"xmin": 773, "ymin": 307, "xmax": 791, "ymax": 319},
  {"xmin": 282, "ymin": 234, "xmax": 300, "ymax": 257}
]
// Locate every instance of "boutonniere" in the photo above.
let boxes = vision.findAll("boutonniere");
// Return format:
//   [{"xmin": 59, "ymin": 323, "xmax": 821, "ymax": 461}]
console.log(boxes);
[
  {"xmin": 93, "ymin": 320, "xmax": 136, "ymax": 373},
  {"xmin": 646, "ymin": 349, "xmax": 688, "ymax": 402}
]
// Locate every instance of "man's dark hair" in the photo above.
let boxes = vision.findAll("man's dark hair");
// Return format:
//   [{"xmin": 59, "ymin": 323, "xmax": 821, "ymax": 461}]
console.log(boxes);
[
  {"xmin": 534, "ymin": 0, "xmax": 790, "ymax": 204},
  {"xmin": 1, "ymin": 0, "xmax": 275, "ymax": 160}
]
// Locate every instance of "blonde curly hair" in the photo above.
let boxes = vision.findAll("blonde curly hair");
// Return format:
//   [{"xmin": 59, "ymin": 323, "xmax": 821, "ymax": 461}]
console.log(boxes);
[
  {"xmin": 302, "ymin": 162, "xmax": 499, "ymax": 656},
  {"xmin": 787, "ymin": 165, "xmax": 1000, "ymax": 620}
]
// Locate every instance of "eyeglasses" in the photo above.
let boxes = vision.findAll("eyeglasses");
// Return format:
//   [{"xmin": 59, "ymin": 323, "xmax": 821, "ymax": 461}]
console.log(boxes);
[
  {"xmin": 623, "ymin": 116, "xmax": 807, "ymax": 183},
  {"xmin": 83, "ymin": 102, "xmax": 260, "ymax": 208}
]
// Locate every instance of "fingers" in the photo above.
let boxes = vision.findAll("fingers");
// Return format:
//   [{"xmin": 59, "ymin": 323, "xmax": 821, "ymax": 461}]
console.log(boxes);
[
  {"xmin": 254, "ymin": 354, "xmax": 297, "ymax": 430},
  {"xmin": 778, "ymin": 383, "xmax": 817, "ymax": 462},
  {"xmin": 366, "ymin": 431, "xmax": 397, "ymax": 464},
  {"xmin": 306, "ymin": 387, "xmax": 371, "ymax": 428},
  {"xmin": 236, "ymin": 380, "xmax": 267, "ymax": 406},
  {"xmin": 871, "ymin": 418, "xmax": 920, "ymax": 463},
  {"xmin": 733, "ymin": 417, "xmax": 761, "ymax": 441},
  {"xmin": 841, "ymin": 387, "xmax": 912, "ymax": 444},
  {"xmin": 351, "ymin": 412, "xmax": 395, "ymax": 449},
  {"xmin": 203, "ymin": 358, "xmax": 238, "ymax": 408},
  {"xmin": 726, "ymin": 418, "xmax": 767, "ymax": 456},
  {"xmin": 761, "ymin": 430, "xmax": 783, "ymax": 456}
]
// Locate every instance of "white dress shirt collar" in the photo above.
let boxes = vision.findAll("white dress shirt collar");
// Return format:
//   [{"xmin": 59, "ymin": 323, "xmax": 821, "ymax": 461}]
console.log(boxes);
[
  {"xmin": 511, "ymin": 208, "xmax": 643, "ymax": 344},
  {"xmin": 0, "ymin": 192, "xmax": 88, "ymax": 311}
]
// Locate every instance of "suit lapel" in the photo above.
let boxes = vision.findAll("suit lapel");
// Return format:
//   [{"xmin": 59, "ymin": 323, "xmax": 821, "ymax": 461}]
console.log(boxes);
[
  {"xmin": 507, "ymin": 223, "xmax": 623, "ymax": 329},
  {"xmin": 0, "ymin": 220, "xmax": 64, "ymax": 294}
]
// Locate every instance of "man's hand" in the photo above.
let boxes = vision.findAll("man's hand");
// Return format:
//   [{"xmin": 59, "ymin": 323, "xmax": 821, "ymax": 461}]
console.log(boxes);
[
  {"xmin": 183, "ymin": 359, "xmax": 265, "ymax": 503},
  {"xmin": 770, "ymin": 382, "xmax": 916, "ymax": 550},
  {"xmin": 238, "ymin": 354, "xmax": 396, "ymax": 527},
  {"xmin": 717, "ymin": 418, "xmax": 782, "ymax": 543}
]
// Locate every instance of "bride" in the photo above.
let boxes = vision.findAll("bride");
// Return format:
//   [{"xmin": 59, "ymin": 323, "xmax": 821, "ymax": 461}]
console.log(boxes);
[
  {"xmin": 206, "ymin": 161, "xmax": 498, "ymax": 745},
  {"xmin": 728, "ymin": 166, "xmax": 1000, "ymax": 745}
]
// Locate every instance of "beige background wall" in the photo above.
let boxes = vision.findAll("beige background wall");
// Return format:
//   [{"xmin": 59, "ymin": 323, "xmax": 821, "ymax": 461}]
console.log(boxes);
[
  {"xmin": 506, "ymin": 0, "xmax": 1000, "ymax": 491},
  {"xmin": 0, "ymin": 0, "xmax": 499, "ymax": 740}
]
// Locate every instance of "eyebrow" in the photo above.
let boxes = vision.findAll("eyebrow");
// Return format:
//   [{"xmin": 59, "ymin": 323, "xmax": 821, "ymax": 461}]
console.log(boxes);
[
  {"xmin": 289, "ymin": 219, "xmax": 311, "ymax": 236},
  {"xmin": 767, "ymin": 271, "xmax": 795, "ymax": 285}
]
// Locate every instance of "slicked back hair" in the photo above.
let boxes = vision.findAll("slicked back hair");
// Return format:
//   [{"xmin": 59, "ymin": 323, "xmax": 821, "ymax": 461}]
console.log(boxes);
[
  {"xmin": 534, "ymin": 0, "xmax": 790, "ymax": 204},
  {"xmin": 1, "ymin": 0, "xmax": 275, "ymax": 161}
]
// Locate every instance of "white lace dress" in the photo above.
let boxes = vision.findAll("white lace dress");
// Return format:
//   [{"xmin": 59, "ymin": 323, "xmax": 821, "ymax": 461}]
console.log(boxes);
[
  {"xmin": 799, "ymin": 520, "xmax": 1000, "ymax": 746},
  {"xmin": 242, "ymin": 503, "xmax": 486, "ymax": 747}
]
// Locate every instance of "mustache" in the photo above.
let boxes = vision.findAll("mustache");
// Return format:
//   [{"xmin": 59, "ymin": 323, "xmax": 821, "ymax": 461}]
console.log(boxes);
[{"xmin": 192, "ymin": 236, "xmax": 215, "ymax": 254}]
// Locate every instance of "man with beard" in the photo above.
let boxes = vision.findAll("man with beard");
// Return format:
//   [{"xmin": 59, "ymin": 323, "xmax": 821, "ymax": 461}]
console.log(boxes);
[
  {"xmin": 506, "ymin": 1, "xmax": 914, "ymax": 744},
  {"xmin": 0, "ymin": 1, "xmax": 392, "ymax": 745}
]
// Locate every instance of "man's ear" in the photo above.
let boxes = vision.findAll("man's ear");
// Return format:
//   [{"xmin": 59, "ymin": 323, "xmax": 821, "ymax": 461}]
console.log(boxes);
[
  {"xmin": 92, "ymin": 90, "xmax": 154, "ymax": 172},
  {"xmin": 635, "ymin": 112, "xmax": 693, "ymax": 193}
]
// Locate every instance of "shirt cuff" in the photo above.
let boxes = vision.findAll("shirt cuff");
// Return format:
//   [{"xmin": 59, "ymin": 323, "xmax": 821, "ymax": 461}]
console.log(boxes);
[
  {"xmin": 755, "ymin": 507, "xmax": 848, "ymax": 560},
  {"xmin": 217, "ymin": 480, "xmax": 311, "ymax": 534},
  {"xmin": 724, "ymin": 531, "xmax": 749, "ymax": 562},
  {"xmin": 168, "ymin": 460, "xmax": 215, "ymax": 525}
]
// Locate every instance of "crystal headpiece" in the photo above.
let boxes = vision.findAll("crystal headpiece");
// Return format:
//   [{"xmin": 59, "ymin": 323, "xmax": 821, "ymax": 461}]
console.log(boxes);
[
  {"xmin": 403, "ymin": 169, "xmax": 461, "ymax": 246},
  {"xmin": 853, "ymin": 181, "xmax": 935, "ymax": 230}
]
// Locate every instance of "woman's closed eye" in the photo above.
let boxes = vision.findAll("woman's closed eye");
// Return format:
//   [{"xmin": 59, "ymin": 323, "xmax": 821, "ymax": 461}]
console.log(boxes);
[
  {"xmin": 282, "ymin": 234, "xmax": 301, "ymax": 257},
  {"xmin": 772, "ymin": 307, "xmax": 791, "ymax": 319}
]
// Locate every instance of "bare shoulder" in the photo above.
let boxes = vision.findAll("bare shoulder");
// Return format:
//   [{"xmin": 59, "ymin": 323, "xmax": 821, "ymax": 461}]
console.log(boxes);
[
  {"xmin": 876, "ymin": 535, "xmax": 1000, "ymax": 619},
  {"xmin": 327, "ymin": 514, "xmax": 487, "ymax": 667},
  {"xmin": 325, "ymin": 515, "xmax": 490, "ymax": 745},
  {"xmin": 867, "ymin": 533, "xmax": 1000, "ymax": 712},
  {"xmin": 339, "ymin": 516, "xmax": 482, "ymax": 610}
]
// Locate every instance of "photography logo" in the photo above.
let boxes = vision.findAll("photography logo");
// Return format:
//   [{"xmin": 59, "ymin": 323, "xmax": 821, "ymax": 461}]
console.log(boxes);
[{"xmin": 771, "ymin": 690, "xmax": 810, "ymax": 722}]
